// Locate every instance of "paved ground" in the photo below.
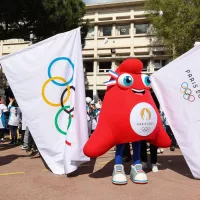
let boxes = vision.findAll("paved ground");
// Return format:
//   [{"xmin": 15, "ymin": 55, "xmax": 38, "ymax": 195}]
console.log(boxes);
[{"xmin": 0, "ymin": 141, "xmax": 200, "ymax": 200}]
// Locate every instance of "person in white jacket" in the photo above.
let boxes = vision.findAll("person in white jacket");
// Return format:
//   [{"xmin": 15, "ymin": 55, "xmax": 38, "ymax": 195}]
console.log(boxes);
[
  {"xmin": 0, "ymin": 96, "xmax": 8, "ymax": 142},
  {"xmin": 8, "ymin": 98, "xmax": 21, "ymax": 145},
  {"xmin": 95, "ymin": 102, "xmax": 101, "ymax": 123}
]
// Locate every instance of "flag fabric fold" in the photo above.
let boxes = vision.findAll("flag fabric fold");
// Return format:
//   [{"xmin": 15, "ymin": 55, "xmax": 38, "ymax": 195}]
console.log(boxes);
[
  {"xmin": 0, "ymin": 28, "xmax": 89, "ymax": 175},
  {"xmin": 151, "ymin": 45, "xmax": 200, "ymax": 179}
]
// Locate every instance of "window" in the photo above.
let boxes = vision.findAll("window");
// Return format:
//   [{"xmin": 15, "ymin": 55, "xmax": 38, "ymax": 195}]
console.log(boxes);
[
  {"xmin": 140, "ymin": 59, "xmax": 149, "ymax": 71},
  {"xmin": 84, "ymin": 61, "xmax": 93, "ymax": 73},
  {"xmin": 117, "ymin": 24, "xmax": 130, "ymax": 35},
  {"xmin": 86, "ymin": 90, "xmax": 93, "ymax": 99},
  {"xmin": 99, "ymin": 26, "xmax": 112, "ymax": 37},
  {"xmin": 87, "ymin": 27, "xmax": 94, "ymax": 38},
  {"xmin": 99, "ymin": 62, "xmax": 111, "ymax": 73},
  {"xmin": 154, "ymin": 60, "xmax": 168, "ymax": 70},
  {"xmin": 162, "ymin": 60, "xmax": 168, "ymax": 66},
  {"xmin": 135, "ymin": 24, "xmax": 149, "ymax": 34},
  {"xmin": 97, "ymin": 90, "xmax": 106, "ymax": 101}
]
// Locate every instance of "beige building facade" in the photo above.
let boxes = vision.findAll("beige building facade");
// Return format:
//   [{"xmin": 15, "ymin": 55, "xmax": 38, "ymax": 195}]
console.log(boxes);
[
  {"xmin": 0, "ymin": 0, "xmax": 170, "ymax": 99},
  {"xmin": 83, "ymin": 0, "xmax": 170, "ymax": 99},
  {"xmin": 0, "ymin": 39, "xmax": 30, "ymax": 57}
]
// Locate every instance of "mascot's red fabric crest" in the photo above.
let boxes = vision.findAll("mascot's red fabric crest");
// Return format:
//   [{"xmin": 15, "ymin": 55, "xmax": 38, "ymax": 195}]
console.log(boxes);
[{"xmin": 84, "ymin": 58, "xmax": 171, "ymax": 158}]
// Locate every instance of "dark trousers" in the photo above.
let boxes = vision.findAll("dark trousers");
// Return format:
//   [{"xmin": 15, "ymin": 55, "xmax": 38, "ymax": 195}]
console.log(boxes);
[
  {"xmin": 0, "ymin": 129, "xmax": 4, "ymax": 139},
  {"xmin": 166, "ymin": 125, "xmax": 176, "ymax": 147},
  {"xmin": 123, "ymin": 143, "xmax": 131, "ymax": 159},
  {"xmin": 20, "ymin": 130, "xmax": 25, "ymax": 145},
  {"xmin": 28, "ymin": 133, "xmax": 37, "ymax": 150},
  {"xmin": 141, "ymin": 141, "xmax": 157, "ymax": 164},
  {"xmin": 10, "ymin": 125, "xmax": 18, "ymax": 143}
]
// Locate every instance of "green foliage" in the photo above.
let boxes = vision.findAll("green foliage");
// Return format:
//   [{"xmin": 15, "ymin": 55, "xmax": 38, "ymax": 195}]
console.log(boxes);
[
  {"xmin": 0, "ymin": 0, "xmax": 88, "ymax": 45},
  {"xmin": 145, "ymin": 0, "xmax": 200, "ymax": 58}
]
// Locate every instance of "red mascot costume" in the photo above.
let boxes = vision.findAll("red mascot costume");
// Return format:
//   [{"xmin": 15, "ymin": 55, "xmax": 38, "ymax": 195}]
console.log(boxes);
[{"xmin": 84, "ymin": 58, "xmax": 171, "ymax": 184}]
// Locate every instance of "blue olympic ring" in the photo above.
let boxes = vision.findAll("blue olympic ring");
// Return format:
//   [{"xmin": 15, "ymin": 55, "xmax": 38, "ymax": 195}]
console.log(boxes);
[
  {"xmin": 48, "ymin": 57, "xmax": 74, "ymax": 86},
  {"xmin": 181, "ymin": 82, "xmax": 188, "ymax": 89}
]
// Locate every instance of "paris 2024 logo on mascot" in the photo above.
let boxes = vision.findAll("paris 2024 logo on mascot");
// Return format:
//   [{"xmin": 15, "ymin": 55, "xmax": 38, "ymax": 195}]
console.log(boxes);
[{"xmin": 84, "ymin": 58, "xmax": 171, "ymax": 185}]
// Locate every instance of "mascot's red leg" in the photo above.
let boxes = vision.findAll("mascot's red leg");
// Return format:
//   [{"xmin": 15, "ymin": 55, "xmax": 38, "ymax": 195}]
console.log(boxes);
[{"xmin": 83, "ymin": 123, "xmax": 116, "ymax": 158}]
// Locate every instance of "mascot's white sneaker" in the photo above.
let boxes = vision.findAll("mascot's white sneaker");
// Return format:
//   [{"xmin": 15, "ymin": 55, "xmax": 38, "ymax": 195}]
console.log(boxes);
[
  {"xmin": 112, "ymin": 164, "xmax": 128, "ymax": 185},
  {"xmin": 130, "ymin": 164, "xmax": 148, "ymax": 184}
]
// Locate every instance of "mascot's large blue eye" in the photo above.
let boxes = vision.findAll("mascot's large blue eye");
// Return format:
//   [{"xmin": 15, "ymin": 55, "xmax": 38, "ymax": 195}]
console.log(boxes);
[
  {"xmin": 118, "ymin": 73, "xmax": 134, "ymax": 88},
  {"xmin": 123, "ymin": 76, "xmax": 133, "ymax": 86},
  {"xmin": 141, "ymin": 74, "xmax": 151, "ymax": 87}
]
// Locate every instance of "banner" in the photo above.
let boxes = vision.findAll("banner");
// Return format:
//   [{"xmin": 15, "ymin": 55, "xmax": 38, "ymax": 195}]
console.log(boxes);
[
  {"xmin": 0, "ymin": 28, "xmax": 89, "ymax": 175},
  {"xmin": 151, "ymin": 45, "xmax": 200, "ymax": 179}
]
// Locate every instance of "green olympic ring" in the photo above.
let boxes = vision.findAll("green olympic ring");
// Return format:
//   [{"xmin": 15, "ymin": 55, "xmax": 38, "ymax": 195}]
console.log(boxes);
[{"xmin": 55, "ymin": 105, "xmax": 72, "ymax": 135}]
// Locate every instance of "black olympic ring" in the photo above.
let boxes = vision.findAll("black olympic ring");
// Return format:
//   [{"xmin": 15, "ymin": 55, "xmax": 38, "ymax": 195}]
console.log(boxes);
[
  {"xmin": 60, "ymin": 86, "xmax": 75, "ymax": 114},
  {"xmin": 141, "ymin": 127, "xmax": 150, "ymax": 132}
]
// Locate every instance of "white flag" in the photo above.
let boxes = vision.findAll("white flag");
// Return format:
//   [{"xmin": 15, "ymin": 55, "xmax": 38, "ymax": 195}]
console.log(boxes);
[
  {"xmin": 0, "ymin": 28, "xmax": 89, "ymax": 175},
  {"xmin": 151, "ymin": 45, "xmax": 200, "ymax": 179}
]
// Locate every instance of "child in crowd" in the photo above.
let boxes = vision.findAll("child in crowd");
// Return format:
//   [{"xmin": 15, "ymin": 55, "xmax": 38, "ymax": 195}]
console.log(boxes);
[
  {"xmin": 8, "ymin": 98, "xmax": 21, "ymax": 145},
  {"xmin": 90, "ymin": 100, "xmax": 98, "ymax": 134},
  {"xmin": 0, "ymin": 96, "xmax": 8, "ymax": 142}
]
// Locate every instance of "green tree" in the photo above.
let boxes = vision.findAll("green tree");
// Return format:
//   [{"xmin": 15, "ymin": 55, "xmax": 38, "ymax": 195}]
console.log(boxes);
[
  {"xmin": 0, "ymin": 0, "xmax": 88, "ymax": 45},
  {"xmin": 145, "ymin": 0, "xmax": 200, "ymax": 58}
]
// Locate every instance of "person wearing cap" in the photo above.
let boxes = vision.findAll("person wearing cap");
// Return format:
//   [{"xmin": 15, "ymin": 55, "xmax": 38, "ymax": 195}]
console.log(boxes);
[
  {"xmin": 90, "ymin": 100, "xmax": 98, "ymax": 135},
  {"xmin": 95, "ymin": 102, "xmax": 101, "ymax": 123},
  {"xmin": 86, "ymin": 97, "xmax": 92, "ymax": 136}
]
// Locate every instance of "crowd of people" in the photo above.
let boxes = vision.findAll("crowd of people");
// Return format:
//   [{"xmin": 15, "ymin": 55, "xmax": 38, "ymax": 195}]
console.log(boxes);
[{"xmin": 0, "ymin": 95, "xmax": 38, "ymax": 157}]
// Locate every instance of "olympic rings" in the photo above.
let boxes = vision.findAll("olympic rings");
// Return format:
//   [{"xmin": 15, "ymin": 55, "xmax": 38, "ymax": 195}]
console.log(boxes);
[
  {"xmin": 42, "ymin": 57, "xmax": 75, "ymax": 145},
  {"xmin": 61, "ymin": 86, "xmax": 75, "ymax": 114},
  {"xmin": 180, "ymin": 82, "xmax": 195, "ymax": 102},
  {"xmin": 48, "ymin": 57, "xmax": 74, "ymax": 86},
  {"xmin": 55, "ymin": 105, "xmax": 72, "ymax": 135},
  {"xmin": 141, "ymin": 127, "xmax": 150, "ymax": 132},
  {"xmin": 42, "ymin": 76, "xmax": 70, "ymax": 107}
]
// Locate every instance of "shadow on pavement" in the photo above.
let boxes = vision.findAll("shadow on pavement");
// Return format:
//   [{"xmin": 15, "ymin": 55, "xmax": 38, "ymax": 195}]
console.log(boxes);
[
  {"xmin": 67, "ymin": 158, "xmax": 97, "ymax": 178},
  {"xmin": 89, "ymin": 154, "xmax": 193, "ymax": 179},
  {"xmin": 0, "ymin": 154, "xmax": 28, "ymax": 167},
  {"xmin": 157, "ymin": 154, "xmax": 193, "ymax": 179},
  {"xmin": 0, "ymin": 144, "xmax": 21, "ymax": 151},
  {"xmin": 89, "ymin": 159, "xmax": 115, "ymax": 178}
]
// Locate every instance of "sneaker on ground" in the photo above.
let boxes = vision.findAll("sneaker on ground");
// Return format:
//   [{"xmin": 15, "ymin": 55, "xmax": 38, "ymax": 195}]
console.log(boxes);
[
  {"xmin": 112, "ymin": 164, "xmax": 128, "ymax": 185},
  {"xmin": 21, "ymin": 146, "xmax": 28, "ymax": 150},
  {"xmin": 157, "ymin": 149, "xmax": 161, "ymax": 154},
  {"xmin": 152, "ymin": 164, "xmax": 158, "ymax": 173},
  {"xmin": 170, "ymin": 146, "xmax": 175, "ymax": 151},
  {"xmin": 130, "ymin": 164, "xmax": 148, "ymax": 184},
  {"xmin": 159, "ymin": 148, "xmax": 164, "ymax": 153}
]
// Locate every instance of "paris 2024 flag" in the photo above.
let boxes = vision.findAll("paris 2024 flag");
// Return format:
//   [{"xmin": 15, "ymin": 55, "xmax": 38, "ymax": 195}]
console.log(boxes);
[
  {"xmin": 0, "ymin": 28, "xmax": 90, "ymax": 175},
  {"xmin": 151, "ymin": 45, "xmax": 200, "ymax": 179}
]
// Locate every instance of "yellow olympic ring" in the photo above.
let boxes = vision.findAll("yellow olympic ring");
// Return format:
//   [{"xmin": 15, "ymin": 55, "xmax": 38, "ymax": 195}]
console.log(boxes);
[
  {"xmin": 42, "ymin": 76, "xmax": 70, "ymax": 107},
  {"xmin": 180, "ymin": 87, "xmax": 185, "ymax": 94}
]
